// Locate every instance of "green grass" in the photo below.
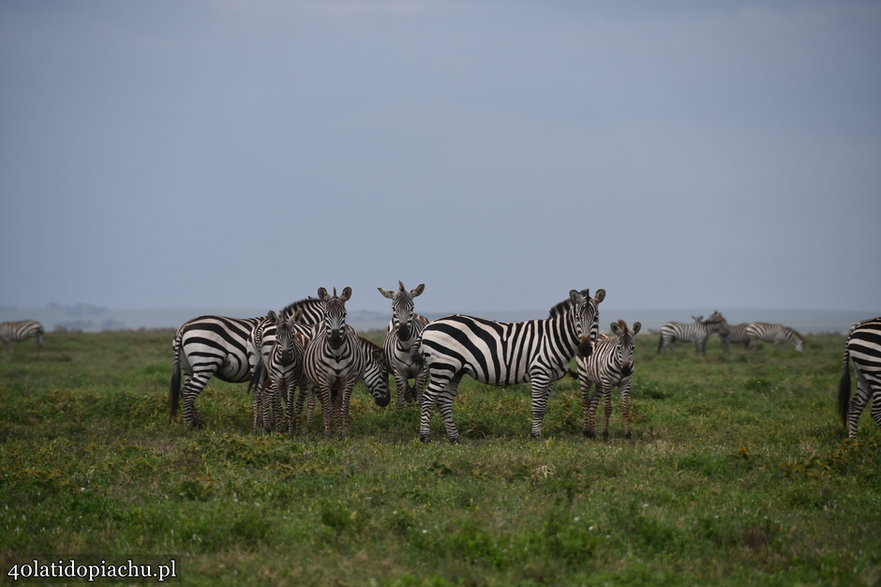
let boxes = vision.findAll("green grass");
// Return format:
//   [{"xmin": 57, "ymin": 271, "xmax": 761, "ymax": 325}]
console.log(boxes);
[{"xmin": 1, "ymin": 330, "xmax": 879, "ymax": 585}]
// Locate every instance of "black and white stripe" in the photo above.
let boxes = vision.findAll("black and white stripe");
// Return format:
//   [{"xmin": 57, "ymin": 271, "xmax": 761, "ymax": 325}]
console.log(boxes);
[
  {"xmin": 746, "ymin": 322, "xmax": 805, "ymax": 352},
  {"xmin": 576, "ymin": 320, "xmax": 641, "ymax": 440},
  {"xmin": 416, "ymin": 288, "xmax": 606, "ymax": 443},
  {"xmin": 248, "ymin": 310, "xmax": 307, "ymax": 434},
  {"xmin": 838, "ymin": 317, "xmax": 881, "ymax": 438},
  {"xmin": 0, "ymin": 320, "xmax": 44, "ymax": 350},
  {"xmin": 657, "ymin": 311, "xmax": 726, "ymax": 355},
  {"xmin": 720, "ymin": 322, "xmax": 751, "ymax": 355},
  {"xmin": 378, "ymin": 281, "xmax": 429, "ymax": 408},
  {"xmin": 303, "ymin": 287, "xmax": 390, "ymax": 438},
  {"xmin": 170, "ymin": 314, "xmax": 262, "ymax": 428}
]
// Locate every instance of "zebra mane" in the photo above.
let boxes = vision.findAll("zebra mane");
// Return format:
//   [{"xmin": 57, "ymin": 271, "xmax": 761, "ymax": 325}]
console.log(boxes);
[
  {"xmin": 548, "ymin": 289, "xmax": 589, "ymax": 318},
  {"xmin": 279, "ymin": 296, "xmax": 325, "ymax": 319}
]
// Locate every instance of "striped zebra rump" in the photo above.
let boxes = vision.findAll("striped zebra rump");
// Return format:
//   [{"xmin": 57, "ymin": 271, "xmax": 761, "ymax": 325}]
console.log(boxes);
[
  {"xmin": 0, "ymin": 320, "xmax": 44, "ymax": 350},
  {"xmin": 417, "ymin": 288, "xmax": 605, "ymax": 443},
  {"xmin": 577, "ymin": 320, "xmax": 641, "ymax": 440},
  {"xmin": 746, "ymin": 322, "xmax": 804, "ymax": 352},
  {"xmin": 170, "ymin": 314, "xmax": 261, "ymax": 428},
  {"xmin": 838, "ymin": 317, "xmax": 881, "ymax": 438}
]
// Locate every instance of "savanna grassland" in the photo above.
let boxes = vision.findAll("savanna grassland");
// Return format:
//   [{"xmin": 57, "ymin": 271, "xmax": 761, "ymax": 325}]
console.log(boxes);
[{"xmin": 0, "ymin": 329, "xmax": 879, "ymax": 585}]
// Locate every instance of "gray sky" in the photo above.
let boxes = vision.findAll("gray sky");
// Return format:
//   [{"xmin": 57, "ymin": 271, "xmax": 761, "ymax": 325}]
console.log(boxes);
[{"xmin": 2, "ymin": 0, "xmax": 879, "ymax": 316}]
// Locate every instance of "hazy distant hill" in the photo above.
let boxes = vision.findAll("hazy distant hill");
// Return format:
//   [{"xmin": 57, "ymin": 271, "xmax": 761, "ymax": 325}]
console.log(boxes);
[{"xmin": 0, "ymin": 304, "xmax": 875, "ymax": 335}]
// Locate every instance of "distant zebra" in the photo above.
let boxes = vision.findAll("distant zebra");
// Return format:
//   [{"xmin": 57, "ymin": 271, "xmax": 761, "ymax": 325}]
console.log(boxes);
[
  {"xmin": 0, "ymin": 320, "xmax": 44, "ymax": 350},
  {"xmin": 303, "ymin": 287, "xmax": 390, "ymax": 438},
  {"xmin": 577, "ymin": 320, "xmax": 641, "ymax": 440},
  {"xmin": 838, "ymin": 317, "xmax": 881, "ymax": 438},
  {"xmin": 416, "ymin": 288, "xmax": 605, "ymax": 443},
  {"xmin": 378, "ymin": 281, "xmax": 429, "ymax": 408},
  {"xmin": 657, "ymin": 311, "xmax": 727, "ymax": 355},
  {"xmin": 170, "ymin": 314, "xmax": 262, "ymax": 428},
  {"xmin": 720, "ymin": 322, "xmax": 751, "ymax": 355},
  {"xmin": 746, "ymin": 322, "xmax": 804, "ymax": 352},
  {"xmin": 248, "ymin": 310, "xmax": 306, "ymax": 434}
]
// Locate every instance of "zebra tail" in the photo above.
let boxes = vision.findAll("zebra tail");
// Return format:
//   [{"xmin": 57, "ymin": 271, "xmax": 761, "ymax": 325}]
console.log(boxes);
[
  {"xmin": 169, "ymin": 349, "xmax": 181, "ymax": 420},
  {"xmin": 411, "ymin": 334, "xmax": 425, "ymax": 368},
  {"xmin": 249, "ymin": 360, "xmax": 265, "ymax": 396},
  {"xmin": 837, "ymin": 346, "xmax": 852, "ymax": 426}
]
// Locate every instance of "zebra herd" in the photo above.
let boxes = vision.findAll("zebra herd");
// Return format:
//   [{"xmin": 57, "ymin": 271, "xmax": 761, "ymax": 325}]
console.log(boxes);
[{"xmin": 657, "ymin": 311, "xmax": 805, "ymax": 355}]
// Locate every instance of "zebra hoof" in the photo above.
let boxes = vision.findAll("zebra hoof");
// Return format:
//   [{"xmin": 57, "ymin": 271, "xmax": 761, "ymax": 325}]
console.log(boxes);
[
  {"xmin": 583, "ymin": 429, "xmax": 596, "ymax": 439},
  {"xmin": 448, "ymin": 436, "xmax": 460, "ymax": 445},
  {"xmin": 530, "ymin": 432, "xmax": 542, "ymax": 439},
  {"xmin": 625, "ymin": 432, "xmax": 632, "ymax": 440},
  {"xmin": 420, "ymin": 434, "xmax": 431, "ymax": 443}
]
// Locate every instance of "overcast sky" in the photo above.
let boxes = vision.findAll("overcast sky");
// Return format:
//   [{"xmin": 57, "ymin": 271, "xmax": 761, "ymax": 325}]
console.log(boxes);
[{"xmin": 1, "ymin": 0, "xmax": 879, "ymax": 316}]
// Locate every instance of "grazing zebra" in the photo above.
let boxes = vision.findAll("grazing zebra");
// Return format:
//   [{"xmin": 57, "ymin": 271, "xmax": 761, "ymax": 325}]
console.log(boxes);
[
  {"xmin": 416, "ymin": 288, "xmax": 606, "ymax": 443},
  {"xmin": 303, "ymin": 287, "xmax": 390, "ymax": 438},
  {"xmin": 577, "ymin": 320, "xmax": 641, "ymax": 440},
  {"xmin": 378, "ymin": 281, "xmax": 429, "ymax": 408},
  {"xmin": 838, "ymin": 317, "xmax": 881, "ymax": 438},
  {"xmin": 0, "ymin": 320, "xmax": 44, "ymax": 350},
  {"xmin": 248, "ymin": 310, "xmax": 306, "ymax": 434},
  {"xmin": 170, "ymin": 314, "xmax": 262, "ymax": 428},
  {"xmin": 720, "ymin": 322, "xmax": 751, "ymax": 355},
  {"xmin": 657, "ymin": 311, "xmax": 726, "ymax": 355},
  {"xmin": 746, "ymin": 322, "xmax": 804, "ymax": 352}
]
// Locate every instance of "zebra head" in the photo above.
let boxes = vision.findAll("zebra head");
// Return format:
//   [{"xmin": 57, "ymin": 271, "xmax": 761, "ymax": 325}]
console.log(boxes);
[
  {"xmin": 610, "ymin": 320, "xmax": 641, "ymax": 377},
  {"xmin": 377, "ymin": 281, "xmax": 425, "ymax": 341},
  {"xmin": 271, "ymin": 309, "xmax": 302, "ymax": 367},
  {"xmin": 565, "ymin": 288, "xmax": 606, "ymax": 358},
  {"xmin": 318, "ymin": 286, "xmax": 352, "ymax": 350},
  {"xmin": 704, "ymin": 310, "xmax": 729, "ymax": 335}
]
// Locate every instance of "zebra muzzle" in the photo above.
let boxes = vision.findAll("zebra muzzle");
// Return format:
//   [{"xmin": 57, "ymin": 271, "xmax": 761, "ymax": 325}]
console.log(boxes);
[
  {"xmin": 397, "ymin": 325, "xmax": 411, "ymax": 340},
  {"xmin": 578, "ymin": 338, "xmax": 593, "ymax": 358},
  {"xmin": 329, "ymin": 332, "xmax": 344, "ymax": 348},
  {"xmin": 621, "ymin": 362, "xmax": 632, "ymax": 377}
]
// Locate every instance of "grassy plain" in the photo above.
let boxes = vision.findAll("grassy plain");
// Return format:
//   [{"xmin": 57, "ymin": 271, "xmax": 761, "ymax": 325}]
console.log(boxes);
[{"xmin": 0, "ymin": 329, "xmax": 879, "ymax": 585}]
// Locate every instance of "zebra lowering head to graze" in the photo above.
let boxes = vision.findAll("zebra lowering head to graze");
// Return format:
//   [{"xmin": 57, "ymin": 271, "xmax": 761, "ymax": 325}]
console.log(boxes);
[
  {"xmin": 576, "ymin": 320, "xmax": 641, "ymax": 440},
  {"xmin": 378, "ymin": 281, "xmax": 429, "ymax": 408},
  {"xmin": 657, "ymin": 312, "xmax": 726, "ymax": 355},
  {"xmin": 745, "ymin": 322, "xmax": 804, "ymax": 352},
  {"xmin": 303, "ymin": 287, "xmax": 390, "ymax": 438},
  {"xmin": 838, "ymin": 317, "xmax": 881, "ymax": 438},
  {"xmin": 0, "ymin": 320, "xmax": 44, "ymax": 350},
  {"xmin": 720, "ymin": 322, "xmax": 751, "ymax": 355},
  {"xmin": 247, "ymin": 310, "xmax": 306, "ymax": 434},
  {"xmin": 415, "ymin": 288, "xmax": 605, "ymax": 443}
]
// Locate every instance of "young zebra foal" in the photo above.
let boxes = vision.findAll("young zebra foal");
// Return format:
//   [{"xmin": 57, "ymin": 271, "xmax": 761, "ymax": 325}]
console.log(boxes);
[
  {"xmin": 577, "ymin": 320, "xmax": 641, "ymax": 440},
  {"xmin": 378, "ymin": 281, "xmax": 429, "ymax": 408}
]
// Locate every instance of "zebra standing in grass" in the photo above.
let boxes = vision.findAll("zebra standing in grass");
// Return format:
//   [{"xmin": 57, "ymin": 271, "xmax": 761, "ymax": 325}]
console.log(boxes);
[
  {"xmin": 746, "ymin": 322, "xmax": 804, "ymax": 352},
  {"xmin": 378, "ymin": 281, "xmax": 429, "ymax": 408},
  {"xmin": 170, "ymin": 314, "xmax": 262, "ymax": 428},
  {"xmin": 0, "ymin": 320, "xmax": 44, "ymax": 350},
  {"xmin": 838, "ymin": 317, "xmax": 881, "ymax": 438},
  {"xmin": 720, "ymin": 322, "xmax": 751, "ymax": 355},
  {"xmin": 415, "ymin": 288, "xmax": 605, "ymax": 443},
  {"xmin": 303, "ymin": 287, "xmax": 390, "ymax": 438},
  {"xmin": 248, "ymin": 310, "xmax": 306, "ymax": 434},
  {"xmin": 657, "ymin": 311, "xmax": 727, "ymax": 355},
  {"xmin": 576, "ymin": 320, "xmax": 641, "ymax": 440}
]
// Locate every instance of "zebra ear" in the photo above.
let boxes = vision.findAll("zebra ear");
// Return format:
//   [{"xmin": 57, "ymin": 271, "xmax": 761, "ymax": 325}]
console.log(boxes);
[
  {"xmin": 594, "ymin": 289, "xmax": 606, "ymax": 304},
  {"xmin": 318, "ymin": 287, "xmax": 330, "ymax": 301},
  {"xmin": 378, "ymin": 287, "xmax": 395, "ymax": 299},
  {"xmin": 610, "ymin": 321, "xmax": 621, "ymax": 335},
  {"xmin": 411, "ymin": 283, "xmax": 425, "ymax": 297},
  {"xmin": 266, "ymin": 310, "xmax": 278, "ymax": 322},
  {"xmin": 632, "ymin": 322, "xmax": 642, "ymax": 335},
  {"xmin": 569, "ymin": 289, "xmax": 580, "ymax": 304},
  {"xmin": 340, "ymin": 286, "xmax": 352, "ymax": 302}
]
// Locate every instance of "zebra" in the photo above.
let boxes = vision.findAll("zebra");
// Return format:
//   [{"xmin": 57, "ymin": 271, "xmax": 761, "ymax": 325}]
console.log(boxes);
[
  {"xmin": 303, "ymin": 287, "xmax": 390, "ymax": 438},
  {"xmin": 415, "ymin": 288, "xmax": 606, "ymax": 443},
  {"xmin": 247, "ymin": 309, "xmax": 307, "ymax": 434},
  {"xmin": 295, "ymin": 334, "xmax": 390, "ymax": 435},
  {"xmin": 720, "ymin": 322, "xmax": 751, "ymax": 355},
  {"xmin": 576, "ymin": 320, "xmax": 641, "ymax": 440},
  {"xmin": 170, "ymin": 314, "xmax": 263, "ymax": 428},
  {"xmin": 745, "ymin": 322, "xmax": 804, "ymax": 352},
  {"xmin": 838, "ymin": 317, "xmax": 881, "ymax": 438},
  {"xmin": 0, "ymin": 320, "xmax": 44, "ymax": 350},
  {"xmin": 378, "ymin": 281, "xmax": 429, "ymax": 408},
  {"xmin": 657, "ymin": 311, "xmax": 727, "ymax": 355}
]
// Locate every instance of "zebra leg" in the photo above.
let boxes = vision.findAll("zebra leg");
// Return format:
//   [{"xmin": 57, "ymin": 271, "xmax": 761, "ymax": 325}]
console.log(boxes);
[
  {"xmin": 438, "ymin": 376, "xmax": 462, "ymax": 444},
  {"xmin": 870, "ymin": 388, "xmax": 881, "ymax": 431},
  {"xmin": 318, "ymin": 385, "xmax": 334, "ymax": 439},
  {"xmin": 621, "ymin": 378, "xmax": 632, "ymax": 440},
  {"xmin": 251, "ymin": 379, "xmax": 262, "ymax": 434},
  {"xmin": 393, "ymin": 370, "xmax": 408, "ymax": 409},
  {"xmin": 529, "ymin": 378, "xmax": 552, "ymax": 438},
  {"xmin": 602, "ymin": 383, "xmax": 613, "ymax": 441},
  {"xmin": 270, "ymin": 380, "xmax": 285, "ymax": 433},
  {"xmin": 293, "ymin": 384, "xmax": 310, "ymax": 436},
  {"xmin": 847, "ymin": 375, "xmax": 870, "ymax": 439},
  {"xmin": 338, "ymin": 382, "xmax": 357, "ymax": 439},
  {"xmin": 414, "ymin": 368, "xmax": 428, "ymax": 405},
  {"xmin": 181, "ymin": 374, "xmax": 210, "ymax": 429},
  {"xmin": 582, "ymin": 383, "xmax": 599, "ymax": 438}
]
